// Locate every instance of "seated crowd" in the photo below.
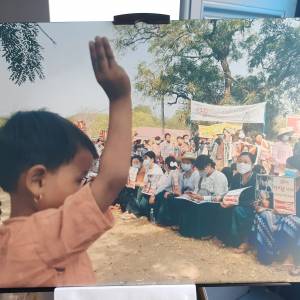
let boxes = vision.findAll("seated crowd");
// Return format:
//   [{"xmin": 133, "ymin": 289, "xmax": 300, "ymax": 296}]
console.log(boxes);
[{"xmin": 114, "ymin": 142, "xmax": 300, "ymax": 276}]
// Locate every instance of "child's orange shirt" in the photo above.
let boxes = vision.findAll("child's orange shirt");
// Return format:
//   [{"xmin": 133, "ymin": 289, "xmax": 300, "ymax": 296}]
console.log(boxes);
[{"xmin": 0, "ymin": 183, "xmax": 114, "ymax": 288}]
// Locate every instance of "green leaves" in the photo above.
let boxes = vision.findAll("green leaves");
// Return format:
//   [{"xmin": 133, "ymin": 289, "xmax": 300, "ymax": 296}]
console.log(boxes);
[{"xmin": 0, "ymin": 23, "xmax": 44, "ymax": 85}]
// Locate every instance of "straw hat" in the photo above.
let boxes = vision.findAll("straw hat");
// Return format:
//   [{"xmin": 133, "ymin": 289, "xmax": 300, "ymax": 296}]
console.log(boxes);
[
  {"xmin": 277, "ymin": 127, "xmax": 294, "ymax": 137},
  {"xmin": 181, "ymin": 152, "xmax": 196, "ymax": 161}
]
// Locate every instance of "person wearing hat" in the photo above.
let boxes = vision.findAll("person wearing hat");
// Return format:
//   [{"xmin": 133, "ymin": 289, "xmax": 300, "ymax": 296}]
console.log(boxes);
[
  {"xmin": 252, "ymin": 155, "xmax": 300, "ymax": 275},
  {"xmin": 179, "ymin": 152, "xmax": 200, "ymax": 193},
  {"xmin": 271, "ymin": 127, "xmax": 294, "ymax": 175}
]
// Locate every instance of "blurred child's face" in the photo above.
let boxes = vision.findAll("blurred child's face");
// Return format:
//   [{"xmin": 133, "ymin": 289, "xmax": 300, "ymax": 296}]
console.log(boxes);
[{"xmin": 29, "ymin": 149, "xmax": 94, "ymax": 210}]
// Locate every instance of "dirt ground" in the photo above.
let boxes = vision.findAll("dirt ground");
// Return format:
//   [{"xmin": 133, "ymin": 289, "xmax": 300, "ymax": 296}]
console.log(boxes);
[{"xmin": 1, "ymin": 190, "xmax": 300, "ymax": 285}]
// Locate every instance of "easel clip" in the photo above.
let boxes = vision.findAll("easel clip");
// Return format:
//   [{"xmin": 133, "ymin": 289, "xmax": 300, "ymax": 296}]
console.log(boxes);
[{"xmin": 113, "ymin": 13, "xmax": 170, "ymax": 25}]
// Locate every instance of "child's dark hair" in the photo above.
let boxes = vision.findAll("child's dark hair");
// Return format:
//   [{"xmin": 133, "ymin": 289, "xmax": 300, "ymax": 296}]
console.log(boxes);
[
  {"xmin": 194, "ymin": 155, "xmax": 216, "ymax": 170},
  {"xmin": 165, "ymin": 156, "xmax": 178, "ymax": 170},
  {"xmin": 0, "ymin": 110, "xmax": 98, "ymax": 192},
  {"xmin": 144, "ymin": 151, "xmax": 156, "ymax": 161}
]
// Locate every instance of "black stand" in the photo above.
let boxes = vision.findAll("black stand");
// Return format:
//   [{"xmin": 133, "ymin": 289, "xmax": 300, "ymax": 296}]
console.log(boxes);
[{"xmin": 113, "ymin": 13, "xmax": 170, "ymax": 25}]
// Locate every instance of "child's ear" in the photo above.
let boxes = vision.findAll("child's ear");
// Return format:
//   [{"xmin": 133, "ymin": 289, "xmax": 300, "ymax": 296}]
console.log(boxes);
[{"xmin": 25, "ymin": 165, "xmax": 47, "ymax": 197}]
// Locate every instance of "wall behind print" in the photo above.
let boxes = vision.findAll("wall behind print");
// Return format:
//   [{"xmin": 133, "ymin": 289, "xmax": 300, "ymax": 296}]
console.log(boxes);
[{"xmin": 0, "ymin": 0, "xmax": 50, "ymax": 22}]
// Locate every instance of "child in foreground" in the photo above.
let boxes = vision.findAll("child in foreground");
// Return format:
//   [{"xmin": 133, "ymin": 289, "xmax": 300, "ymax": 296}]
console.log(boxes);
[{"xmin": 0, "ymin": 37, "xmax": 132, "ymax": 288}]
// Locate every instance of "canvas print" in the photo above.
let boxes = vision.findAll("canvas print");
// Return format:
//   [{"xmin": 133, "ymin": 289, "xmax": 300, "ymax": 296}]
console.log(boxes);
[{"xmin": 1, "ymin": 19, "xmax": 300, "ymax": 289}]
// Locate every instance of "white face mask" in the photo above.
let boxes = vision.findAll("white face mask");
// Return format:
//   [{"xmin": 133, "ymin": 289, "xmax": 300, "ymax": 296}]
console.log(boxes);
[
  {"xmin": 237, "ymin": 163, "xmax": 252, "ymax": 175},
  {"xmin": 143, "ymin": 159, "xmax": 151, "ymax": 168},
  {"xmin": 198, "ymin": 171, "xmax": 207, "ymax": 177},
  {"xmin": 132, "ymin": 163, "xmax": 141, "ymax": 169},
  {"xmin": 181, "ymin": 163, "xmax": 192, "ymax": 172},
  {"xmin": 281, "ymin": 135, "xmax": 289, "ymax": 142}
]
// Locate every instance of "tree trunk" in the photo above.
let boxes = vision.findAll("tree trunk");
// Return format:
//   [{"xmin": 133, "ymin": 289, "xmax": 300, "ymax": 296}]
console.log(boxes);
[
  {"xmin": 220, "ymin": 57, "xmax": 233, "ymax": 104},
  {"xmin": 161, "ymin": 96, "xmax": 165, "ymax": 136}
]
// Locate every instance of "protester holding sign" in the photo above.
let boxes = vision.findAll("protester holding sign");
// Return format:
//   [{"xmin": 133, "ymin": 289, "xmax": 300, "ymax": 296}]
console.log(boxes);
[
  {"xmin": 252, "ymin": 155, "xmax": 300, "ymax": 275},
  {"xmin": 215, "ymin": 152, "xmax": 257, "ymax": 252}
]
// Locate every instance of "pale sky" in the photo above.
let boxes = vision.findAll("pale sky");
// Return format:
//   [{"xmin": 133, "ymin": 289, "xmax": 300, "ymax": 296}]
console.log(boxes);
[{"xmin": 0, "ymin": 21, "xmax": 250, "ymax": 118}]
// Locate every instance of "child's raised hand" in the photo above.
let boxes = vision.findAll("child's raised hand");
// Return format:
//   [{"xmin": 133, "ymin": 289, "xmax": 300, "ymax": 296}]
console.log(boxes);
[{"xmin": 89, "ymin": 36, "xmax": 131, "ymax": 101}]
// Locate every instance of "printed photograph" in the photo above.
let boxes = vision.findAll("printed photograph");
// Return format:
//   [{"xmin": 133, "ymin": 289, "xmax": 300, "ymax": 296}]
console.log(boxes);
[{"xmin": 0, "ymin": 19, "xmax": 300, "ymax": 288}]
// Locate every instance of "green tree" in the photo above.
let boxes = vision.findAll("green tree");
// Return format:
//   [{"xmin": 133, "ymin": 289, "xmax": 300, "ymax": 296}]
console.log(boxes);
[
  {"xmin": 165, "ymin": 110, "xmax": 189, "ymax": 130},
  {"xmin": 114, "ymin": 19, "xmax": 300, "ymax": 137},
  {"xmin": 0, "ymin": 118, "xmax": 6, "ymax": 127},
  {"xmin": 132, "ymin": 105, "xmax": 161, "ymax": 128},
  {"xmin": 0, "ymin": 23, "xmax": 45, "ymax": 85},
  {"xmin": 115, "ymin": 20, "xmax": 252, "ymax": 106}
]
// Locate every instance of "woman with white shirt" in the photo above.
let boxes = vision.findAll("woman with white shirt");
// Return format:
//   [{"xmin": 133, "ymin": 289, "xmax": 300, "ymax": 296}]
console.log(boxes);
[
  {"xmin": 180, "ymin": 155, "xmax": 228, "ymax": 239},
  {"xmin": 153, "ymin": 156, "xmax": 181, "ymax": 225},
  {"xmin": 134, "ymin": 151, "xmax": 164, "ymax": 218}
]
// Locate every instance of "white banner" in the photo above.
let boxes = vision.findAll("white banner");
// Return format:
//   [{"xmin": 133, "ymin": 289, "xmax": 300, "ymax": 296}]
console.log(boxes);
[{"xmin": 191, "ymin": 101, "xmax": 266, "ymax": 124}]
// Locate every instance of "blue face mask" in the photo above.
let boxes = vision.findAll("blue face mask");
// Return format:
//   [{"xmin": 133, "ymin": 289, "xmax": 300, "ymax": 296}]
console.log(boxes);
[{"xmin": 284, "ymin": 168, "xmax": 299, "ymax": 178}]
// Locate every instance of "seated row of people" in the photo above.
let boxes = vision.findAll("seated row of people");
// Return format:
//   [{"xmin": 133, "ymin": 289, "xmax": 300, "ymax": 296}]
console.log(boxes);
[{"xmin": 115, "ymin": 150, "xmax": 300, "ymax": 276}]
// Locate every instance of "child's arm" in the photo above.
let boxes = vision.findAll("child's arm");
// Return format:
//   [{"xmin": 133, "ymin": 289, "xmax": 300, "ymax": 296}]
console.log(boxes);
[{"xmin": 89, "ymin": 37, "xmax": 132, "ymax": 212}]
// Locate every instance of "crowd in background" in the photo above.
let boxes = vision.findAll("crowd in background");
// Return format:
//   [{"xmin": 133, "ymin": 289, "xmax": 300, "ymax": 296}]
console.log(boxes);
[
  {"xmin": 1, "ymin": 121, "xmax": 299, "ymax": 275},
  {"xmin": 87, "ymin": 127, "xmax": 300, "ymax": 275}
]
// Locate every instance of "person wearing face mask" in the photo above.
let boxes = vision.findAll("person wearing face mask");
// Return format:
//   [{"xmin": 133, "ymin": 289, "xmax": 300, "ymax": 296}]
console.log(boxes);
[
  {"xmin": 133, "ymin": 151, "xmax": 163, "ymax": 218},
  {"xmin": 167, "ymin": 152, "xmax": 200, "ymax": 227},
  {"xmin": 252, "ymin": 155, "xmax": 300, "ymax": 275},
  {"xmin": 153, "ymin": 156, "xmax": 181, "ymax": 226},
  {"xmin": 115, "ymin": 155, "xmax": 145, "ymax": 215},
  {"xmin": 179, "ymin": 152, "xmax": 200, "ymax": 193},
  {"xmin": 215, "ymin": 152, "xmax": 257, "ymax": 253},
  {"xmin": 271, "ymin": 128, "xmax": 294, "ymax": 175},
  {"xmin": 151, "ymin": 136, "xmax": 162, "ymax": 158},
  {"xmin": 179, "ymin": 155, "xmax": 228, "ymax": 239},
  {"xmin": 160, "ymin": 133, "xmax": 175, "ymax": 160}
]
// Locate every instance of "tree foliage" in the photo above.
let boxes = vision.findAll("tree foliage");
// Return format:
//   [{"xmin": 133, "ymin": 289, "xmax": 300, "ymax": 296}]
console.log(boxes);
[
  {"xmin": 114, "ymin": 19, "xmax": 300, "ymax": 137},
  {"xmin": 0, "ymin": 23, "xmax": 45, "ymax": 85}
]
